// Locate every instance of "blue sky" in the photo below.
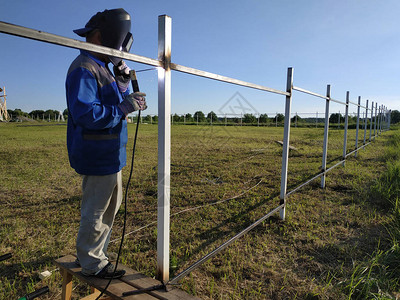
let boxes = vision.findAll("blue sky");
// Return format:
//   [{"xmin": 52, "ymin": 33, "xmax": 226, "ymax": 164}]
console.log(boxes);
[{"xmin": 0, "ymin": 0, "xmax": 399, "ymax": 117}]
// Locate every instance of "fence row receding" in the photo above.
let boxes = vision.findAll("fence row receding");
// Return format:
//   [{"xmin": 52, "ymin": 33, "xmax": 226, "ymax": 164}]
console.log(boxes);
[{"xmin": 0, "ymin": 15, "xmax": 391, "ymax": 284}]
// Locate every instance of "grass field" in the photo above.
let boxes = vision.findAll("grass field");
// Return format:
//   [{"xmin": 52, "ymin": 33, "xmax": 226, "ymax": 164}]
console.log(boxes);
[{"xmin": 0, "ymin": 121, "xmax": 398, "ymax": 299}]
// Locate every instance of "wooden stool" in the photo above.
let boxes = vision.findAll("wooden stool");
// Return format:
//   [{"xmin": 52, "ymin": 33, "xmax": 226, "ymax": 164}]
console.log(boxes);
[{"xmin": 55, "ymin": 255, "xmax": 199, "ymax": 300}]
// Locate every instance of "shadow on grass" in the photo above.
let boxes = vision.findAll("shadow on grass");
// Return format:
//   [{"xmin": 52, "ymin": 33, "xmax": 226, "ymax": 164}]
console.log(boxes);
[{"xmin": 172, "ymin": 189, "xmax": 282, "ymax": 277}]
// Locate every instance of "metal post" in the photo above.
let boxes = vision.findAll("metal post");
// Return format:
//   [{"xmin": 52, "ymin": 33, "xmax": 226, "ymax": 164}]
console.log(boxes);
[
  {"xmin": 374, "ymin": 102, "xmax": 377, "ymax": 139},
  {"xmin": 342, "ymin": 92, "xmax": 349, "ymax": 165},
  {"xmin": 383, "ymin": 106, "xmax": 386, "ymax": 131},
  {"xmin": 363, "ymin": 100, "xmax": 368, "ymax": 145},
  {"xmin": 225, "ymin": 114, "xmax": 227, "ymax": 126},
  {"xmin": 377, "ymin": 105, "xmax": 381, "ymax": 135},
  {"xmin": 295, "ymin": 112, "xmax": 298, "ymax": 128},
  {"xmin": 157, "ymin": 14, "xmax": 171, "ymax": 282},
  {"xmin": 338, "ymin": 111, "xmax": 341, "ymax": 129},
  {"xmin": 321, "ymin": 85, "xmax": 330, "ymax": 188},
  {"xmin": 279, "ymin": 67, "xmax": 293, "ymax": 220},
  {"xmin": 276, "ymin": 112, "xmax": 278, "ymax": 127},
  {"xmin": 388, "ymin": 109, "xmax": 391, "ymax": 129},
  {"xmin": 369, "ymin": 101, "xmax": 374, "ymax": 141},
  {"xmin": 316, "ymin": 111, "xmax": 318, "ymax": 128},
  {"xmin": 257, "ymin": 113, "xmax": 260, "ymax": 127},
  {"xmin": 355, "ymin": 96, "xmax": 361, "ymax": 157}
]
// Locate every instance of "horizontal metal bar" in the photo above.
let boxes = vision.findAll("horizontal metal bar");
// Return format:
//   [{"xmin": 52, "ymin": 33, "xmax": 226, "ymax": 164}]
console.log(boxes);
[
  {"xmin": 1, "ymin": 21, "xmax": 289, "ymax": 96},
  {"xmin": 0, "ymin": 21, "xmax": 162, "ymax": 67},
  {"xmin": 325, "ymin": 159, "xmax": 346, "ymax": 173},
  {"xmin": 344, "ymin": 141, "xmax": 371, "ymax": 158},
  {"xmin": 330, "ymin": 97, "xmax": 347, "ymax": 105},
  {"xmin": 292, "ymin": 86, "xmax": 328, "ymax": 100},
  {"xmin": 168, "ymin": 203, "xmax": 284, "ymax": 285},
  {"xmin": 286, "ymin": 159, "xmax": 346, "ymax": 197},
  {"xmin": 286, "ymin": 172, "xmax": 324, "ymax": 197},
  {"xmin": 348, "ymin": 100, "xmax": 367, "ymax": 109},
  {"xmin": 171, "ymin": 63, "xmax": 290, "ymax": 96},
  {"xmin": 292, "ymin": 86, "xmax": 350, "ymax": 106}
]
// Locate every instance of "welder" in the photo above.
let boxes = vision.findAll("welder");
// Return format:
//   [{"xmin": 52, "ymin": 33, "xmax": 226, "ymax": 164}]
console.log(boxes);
[{"xmin": 65, "ymin": 8, "xmax": 147, "ymax": 279}]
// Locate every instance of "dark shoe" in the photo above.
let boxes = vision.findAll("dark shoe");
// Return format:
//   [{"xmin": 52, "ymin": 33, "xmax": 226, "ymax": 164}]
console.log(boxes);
[{"xmin": 94, "ymin": 262, "xmax": 125, "ymax": 279}]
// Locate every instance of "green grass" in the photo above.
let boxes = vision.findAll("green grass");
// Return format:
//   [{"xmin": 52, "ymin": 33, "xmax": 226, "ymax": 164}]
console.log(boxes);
[{"xmin": 0, "ymin": 121, "xmax": 396, "ymax": 299}]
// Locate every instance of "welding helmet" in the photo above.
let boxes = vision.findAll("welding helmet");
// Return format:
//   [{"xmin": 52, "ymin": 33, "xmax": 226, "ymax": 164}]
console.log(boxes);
[{"xmin": 73, "ymin": 8, "xmax": 133, "ymax": 66}]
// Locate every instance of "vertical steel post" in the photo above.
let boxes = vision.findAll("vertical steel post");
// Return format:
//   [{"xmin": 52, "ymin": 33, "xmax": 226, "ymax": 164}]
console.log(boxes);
[
  {"xmin": 374, "ymin": 102, "xmax": 377, "ymax": 139},
  {"xmin": 388, "ymin": 109, "xmax": 391, "ymax": 129},
  {"xmin": 295, "ymin": 112, "xmax": 298, "ymax": 128},
  {"xmin": 279, "ymin": 67, "xmax": 293, "ymax": 220},
  {"xmin": 342, "ymin": 92, "xmax": 349, "ymax": 165},
  {"xmin": 369, "ymin": 101, "xmax": 374, "ymax": 141},
  {"xmin": 355, "ymin": 96, "xmax": 361, "ymax": 157},
  {"xmin": 321, "ymin": 85, "xmax": 330, "ymax": 188},
  {"xmin": 377, "ymin": 105, "xmax": 381, "ymax": 135},
  {"xmin": 363, "ymin": 100, "xmax": 368, "ymax": 145},
  {"xmin": 383, "ymin": 106, "xmax": 386, "ymax": 131},
  {"xmin": 157, "ymin": 14, "xmax": 172, "ymax": 282}
]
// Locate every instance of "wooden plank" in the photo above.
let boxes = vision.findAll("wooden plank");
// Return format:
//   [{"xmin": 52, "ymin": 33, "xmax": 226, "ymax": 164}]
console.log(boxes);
[
  {"xmin": 61, "ymin": 269, "xmax": 72, "ymax": 300},
  {"xmin": 118, "ymin": 264, "xmax": 200, "ymax": 300},
  {"xmin": 55, "ymin": 255, "xmax": 199, "ymax": 300},
  {"xmin": 55, "ymin": 255, "xmax": 156, "ymax": 300}
]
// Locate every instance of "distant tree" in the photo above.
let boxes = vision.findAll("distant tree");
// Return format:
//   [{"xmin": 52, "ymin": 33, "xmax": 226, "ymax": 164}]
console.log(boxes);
[
  {"xmin": 291, "ymin": 115, "xmax": 302, "ymax": 123},
  {"xmin": 243, "ymin": 113, "xmax": 256, "ymax": 123},
  {"xmin": 329, "ymin": 113, "xmax": 342, "ymax": 123},
  {"xmin": 348, "ymin": 115, "xmax": 357, "ymax": 123},
  {"xmin": 391, "ymin": 110, "xmax": 400, "ymax": 124},
  {"xmin": 143, "ymin": 115, "xmax": 152, "ymax": 123},
  {"xmin": 172, "ymin": 114, "xmax": 182, "ymax": 123},
  {"xmin": 30, "ymin": 110, "xmax": 45, "ymax": 117},
  {"xmin": 259, "ymin": 113, "xmax": 269, "ymax": 123},
  {"xmin": 184, "ymin": 113, "xmax": 193, "ymax": 122},
  {"xmin": 44, "ymin": 109, "xmax": 59, "ymax": 120},
  {"xmin": 7, "ymin": 109, "xmax": 13, "ymax": 119},
  {"xmin": 275, "ymin": 113, "xmax": 284, "ymax": 122},
  {"xmin": 13, "ymin": 108, "xmax": 25, "ymax": 116},
  {"xmin": 207, "ymin": 111, "xmax": 218, "ymax": 122},
  {"xmin": 194, "ymin": 111, "xmax": 206, "ymax": 122},
  {"xmin": 152, "ymin": 115, "xmax": 158, "ymax": 123}
]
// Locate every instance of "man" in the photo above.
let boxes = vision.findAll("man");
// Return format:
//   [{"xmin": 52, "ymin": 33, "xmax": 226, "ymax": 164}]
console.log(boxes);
[{"xmin": 66, "ymin": 8, "xmax": 146, "ymax": 279}]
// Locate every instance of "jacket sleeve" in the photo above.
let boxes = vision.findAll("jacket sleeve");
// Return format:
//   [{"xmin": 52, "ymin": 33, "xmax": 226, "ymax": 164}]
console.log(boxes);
[{"xmin": 66, "ymin": 67, "xmax": 126, "ymax": 130}]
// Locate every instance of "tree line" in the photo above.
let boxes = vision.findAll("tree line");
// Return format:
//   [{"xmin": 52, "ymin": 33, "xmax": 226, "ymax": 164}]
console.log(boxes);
[
  {"xmin": 7, "ymin": 108, "xmax": 68, "ymax": 120},
  {"xmin": 6, "ymin": 108, "xmax": 400, "ymax": 124}
]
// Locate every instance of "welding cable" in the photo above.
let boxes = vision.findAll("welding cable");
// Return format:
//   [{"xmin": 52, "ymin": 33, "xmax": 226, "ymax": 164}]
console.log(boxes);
[
  {"xmin": 135, "ymin": 67, "xmax": 157, "ymax": 73},
  {"xmin": 110, "ymin": 178, "xmax": 263, "ymax": 243},
  {"xmin": 95, "ymin": 110, "xmax": 141, "ymax": 300}
]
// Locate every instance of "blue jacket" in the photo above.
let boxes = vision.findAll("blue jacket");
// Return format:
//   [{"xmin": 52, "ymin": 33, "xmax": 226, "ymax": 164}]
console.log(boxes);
[{"xmin": 66, "ymin": 50, "xmax": 129, "ymax": 175}]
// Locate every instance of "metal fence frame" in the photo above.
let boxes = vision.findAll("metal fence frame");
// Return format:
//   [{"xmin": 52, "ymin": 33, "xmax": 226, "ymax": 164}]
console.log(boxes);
[{"xmin": 0, "ymin": 15, "xmax": 392, "ymax": 284}]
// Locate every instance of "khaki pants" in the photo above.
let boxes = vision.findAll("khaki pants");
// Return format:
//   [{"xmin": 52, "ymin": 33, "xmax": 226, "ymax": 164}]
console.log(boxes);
[{"xmin": 76, "ymin": 171, "xmax": 122, "ymax": 275}]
